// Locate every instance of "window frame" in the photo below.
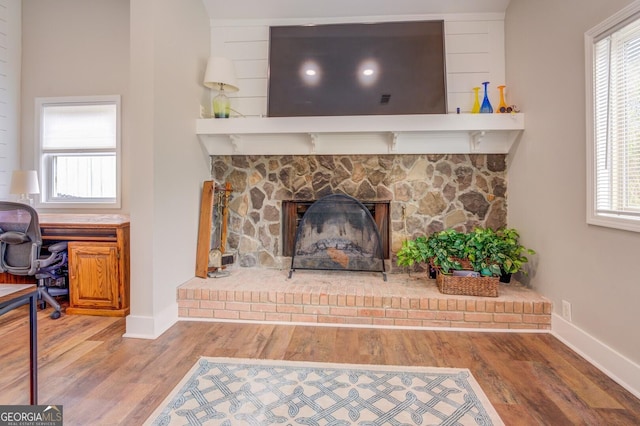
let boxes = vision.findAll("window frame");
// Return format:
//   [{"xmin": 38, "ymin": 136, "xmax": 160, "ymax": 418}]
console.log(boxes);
[
  {"xmin": 35, "ymin": 95, "xmax": 122, "ymax": 209},
  {"xmin": 585, "ymin": 1, "xmax": 640, "ymax": 233}
]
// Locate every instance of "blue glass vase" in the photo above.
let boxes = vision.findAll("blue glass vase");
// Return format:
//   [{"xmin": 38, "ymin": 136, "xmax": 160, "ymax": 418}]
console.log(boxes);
[{"xmin": 480, "ymin": 81, "xmax": 493, "ymax": 113}]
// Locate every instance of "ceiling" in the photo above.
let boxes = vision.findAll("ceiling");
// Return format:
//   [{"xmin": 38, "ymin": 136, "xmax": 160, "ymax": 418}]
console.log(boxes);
[{"xmin": 201, "ymin": 0, "xmax": 511, "ymax": 20}]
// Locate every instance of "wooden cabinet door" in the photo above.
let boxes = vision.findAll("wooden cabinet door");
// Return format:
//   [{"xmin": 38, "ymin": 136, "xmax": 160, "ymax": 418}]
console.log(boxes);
[{"xmin": 68, "ymin": 242, "xmax": 120, "ymax": 310}]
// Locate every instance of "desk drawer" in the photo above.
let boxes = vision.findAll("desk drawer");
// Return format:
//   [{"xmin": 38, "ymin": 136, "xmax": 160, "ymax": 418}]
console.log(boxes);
[{"xmin": 41, "ymin": 227, "xmax": 118, "ymax": 241}]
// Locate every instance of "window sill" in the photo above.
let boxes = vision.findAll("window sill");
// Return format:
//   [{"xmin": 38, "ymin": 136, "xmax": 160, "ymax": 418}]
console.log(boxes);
[{"xmin": 587, "ymin": 214, "xmax": 640, "ymax": 233}]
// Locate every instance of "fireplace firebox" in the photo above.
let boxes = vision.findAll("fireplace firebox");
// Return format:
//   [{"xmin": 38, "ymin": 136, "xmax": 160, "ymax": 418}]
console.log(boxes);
[{"xmin": 287, "ymin": 194, "xmax": 387, "ymax": 280}]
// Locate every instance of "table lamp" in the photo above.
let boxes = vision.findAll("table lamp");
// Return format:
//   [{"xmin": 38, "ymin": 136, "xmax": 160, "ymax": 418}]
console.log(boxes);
[
  {"xmin": 203, "ymin": 57, "xmax": 239, "ymax": 118},
  {"xmin": 10, "ymin": 170, "xmax": 40, "ymax": 205}
]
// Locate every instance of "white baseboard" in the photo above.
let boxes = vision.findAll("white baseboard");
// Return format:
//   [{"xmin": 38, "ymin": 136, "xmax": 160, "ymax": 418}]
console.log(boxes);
[
  {"xmin": 552, "ymin": 313, "xmax": 640, "ymax": 399},
  {"xmin": 123, "ymin": 303, "xmax": 178, "ymax": 339}
]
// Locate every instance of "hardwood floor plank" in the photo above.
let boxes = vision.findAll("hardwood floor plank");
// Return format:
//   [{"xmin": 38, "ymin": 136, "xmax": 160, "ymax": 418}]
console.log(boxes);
[
  {"xmin": 332, "ymin": 327, "xmax": 362, "ymax": 364},
  {"xmin": 494, "ymin": 402, "xmax": 546, "ymax": 425},
  {"xmin": 256, "ymin": 324, "xmax": 296, "ymax": 359},
  {"xmin": 357, "ymin": 328, "xmax": 388, "ymax": 365},
  {"xmin": 528, "ymin": 360, "xmax": 609, "ymax": 425},
  {"xmin": 526, "ymin": 335, "xmax": 624, "ymax": 410},
  {"xmin": 495, "ymin": 360, "xmax": 575, "ymax": 425},
  {"xmin": 309, "ymin": 326, "xmax": 338, "ymax": 362},
  {"xmin": 463, "ymin": 334, "xmax": 521, "ymax": 406},
  {"xmin": 84, "ymin": 383, "xmax": 156, "ymax": 426},
  {"xmin": 39, "ymin": 341, "xmax": 104, "ymax": 379}
]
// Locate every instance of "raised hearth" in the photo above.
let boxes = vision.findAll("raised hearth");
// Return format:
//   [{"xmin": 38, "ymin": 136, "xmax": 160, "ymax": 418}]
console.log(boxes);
[{"xmin": 178, "ymin": 269, "xmax": 551, "ymax": 331}]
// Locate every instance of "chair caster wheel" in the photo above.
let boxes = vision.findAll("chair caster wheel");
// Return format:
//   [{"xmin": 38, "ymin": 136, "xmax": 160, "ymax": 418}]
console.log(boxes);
[{"xmin": 50, "ymin": 311, "xmax": 61, "ymax": 320}]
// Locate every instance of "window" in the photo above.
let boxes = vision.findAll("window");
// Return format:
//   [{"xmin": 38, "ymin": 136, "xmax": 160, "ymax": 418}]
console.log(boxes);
[
  {"xmin": 36, "ymin": 96, "xmax": 121, "ymax": 208},
  {"xmin": 586, "ymin": 2, "xmax": 640, "ymax": 232}
]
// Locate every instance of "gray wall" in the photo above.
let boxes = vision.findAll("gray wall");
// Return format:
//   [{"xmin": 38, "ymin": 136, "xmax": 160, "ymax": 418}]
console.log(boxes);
[
  {"xmin": 506, "ymin": 0, "xmax": 640, "ymax": 369},
  {"xmin": 0, "ymin": 0, "xmax": 21, "ymax": 198},
  {"xmin": 126, "ymin": 0, "xmax": 211, "ymax": 337},
  {"xmin": 21, "ymin": 0, "xmax": 130, "ymax": 213},
  {"xmin": 22, "ymin": 0, "xmax": 211, "ymax": 337}
]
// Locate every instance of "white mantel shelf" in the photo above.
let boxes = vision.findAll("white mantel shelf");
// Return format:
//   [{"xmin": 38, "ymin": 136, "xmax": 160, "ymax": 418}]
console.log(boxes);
[{"xmin": 196, "ymin": 113, "xmax": 525, "ymax": 156}]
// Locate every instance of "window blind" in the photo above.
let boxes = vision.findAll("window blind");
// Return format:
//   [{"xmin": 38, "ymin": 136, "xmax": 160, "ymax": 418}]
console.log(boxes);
[
  {"xmin": 42, "ymin": 104, "xmax": 117, "ymax": 150},
  {"xmin": 593, "ymin": 17, "xmax": 640, "ymax": 219}
]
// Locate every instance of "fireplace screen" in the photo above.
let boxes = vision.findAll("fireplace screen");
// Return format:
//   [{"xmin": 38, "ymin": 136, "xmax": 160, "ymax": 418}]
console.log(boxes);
[{"xmin": 289, "ymin": 194, "xmax": 387, "ymax": 280}]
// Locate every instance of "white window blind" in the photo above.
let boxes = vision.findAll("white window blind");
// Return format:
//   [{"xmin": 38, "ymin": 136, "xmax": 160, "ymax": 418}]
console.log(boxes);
[
  {"xmin": 36, "ymin": 96, "xmax": 121, "ymax": 208},
  {"xmin": 587, "ymin": 3, "xmax": 640, "ymax": 232},
  {"xmin": 42, "ymin": 104, "xmax": 117, "ymax": 150}
]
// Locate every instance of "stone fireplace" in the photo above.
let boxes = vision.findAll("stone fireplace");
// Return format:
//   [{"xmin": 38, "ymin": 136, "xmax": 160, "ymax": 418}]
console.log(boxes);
[{"xmin": 211, "ymin": 153, "xmax": 507, "ymax": 270}]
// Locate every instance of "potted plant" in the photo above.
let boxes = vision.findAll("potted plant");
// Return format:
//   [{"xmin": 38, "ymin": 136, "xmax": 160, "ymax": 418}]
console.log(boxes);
[
  {"xmin": 424, "ymin": 229, "xmax": 469, "ymax": 274},
  {"xmin": 396, "ymin": 235, "xmax": 429, "ymax": 268},
  {"xmin": 396, "ymin": 229, "xmax": 468, "ymax": 277},
  {"xmin": 396, "ymin": 227, "xmax": 535, "ymax": 296},
  {"xmin": 463, "ymin": 227, "xmax": 503, "ymax": 277},
  {"xmin": 492, "ymin": 228, "xmax": 536, "ymax": 282}
]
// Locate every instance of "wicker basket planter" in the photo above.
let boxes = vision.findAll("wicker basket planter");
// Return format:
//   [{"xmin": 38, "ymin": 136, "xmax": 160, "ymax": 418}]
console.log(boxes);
[{"xmin": 435, "ymin": 270, "xmax": 500, "ymax": 297}]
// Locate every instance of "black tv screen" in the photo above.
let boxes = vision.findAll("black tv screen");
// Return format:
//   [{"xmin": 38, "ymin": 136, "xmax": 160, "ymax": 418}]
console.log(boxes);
[{"xmin": 268, "ymin": 20, "xmax": 447, "ymax": 117}]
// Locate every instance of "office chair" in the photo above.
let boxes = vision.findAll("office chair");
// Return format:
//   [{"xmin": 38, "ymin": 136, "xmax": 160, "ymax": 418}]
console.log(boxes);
[{"xmin": 0, "ymin": 201, "xmax": 68, "ymax": 319}]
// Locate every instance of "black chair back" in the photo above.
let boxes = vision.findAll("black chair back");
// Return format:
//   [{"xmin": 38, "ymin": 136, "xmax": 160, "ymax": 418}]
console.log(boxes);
[{"xmin": 0, "ymin": 202, "xmax": 42, "ymax": 276}]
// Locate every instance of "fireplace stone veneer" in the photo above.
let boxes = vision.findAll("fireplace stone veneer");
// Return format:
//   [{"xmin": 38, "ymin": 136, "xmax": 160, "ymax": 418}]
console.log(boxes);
[{"xmin": 211, "ymin": 154, "xmax": 507, "ymax": 270}]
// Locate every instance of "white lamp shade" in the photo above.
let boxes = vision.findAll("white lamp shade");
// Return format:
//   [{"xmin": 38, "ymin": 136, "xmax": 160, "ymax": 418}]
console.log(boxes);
[
  {"xmin": 9, "ymin": 170, "xmax": 40, "ymax": 195},
  {"xmin": 203, "ymin": 57, "xmax": 239, "ymax": 93}
]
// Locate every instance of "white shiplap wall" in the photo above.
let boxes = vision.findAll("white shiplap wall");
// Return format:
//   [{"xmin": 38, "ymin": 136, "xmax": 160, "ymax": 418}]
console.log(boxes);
[
  {"xmin": 209, "ymin": 14, "xmax": 506, "ymax": 117},
  {"xmin": 0, "ymin": 0, "xmax": 20, "ymax": 198}
]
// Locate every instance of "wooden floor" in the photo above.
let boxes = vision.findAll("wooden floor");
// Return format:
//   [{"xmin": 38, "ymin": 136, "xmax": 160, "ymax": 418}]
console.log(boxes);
[{"xmin": 1, "ymin": 305, "xmax": 640, "ymax": 425}]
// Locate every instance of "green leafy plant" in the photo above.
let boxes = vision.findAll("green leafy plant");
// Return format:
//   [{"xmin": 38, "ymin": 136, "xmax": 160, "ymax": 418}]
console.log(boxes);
[
  {"xmin": 396, "ymin": 236, "xmax": 429, "ymax": 268},
  {"xmin": 464, "ymin": 227, "xmax": 502, "ymax": 277},
  {"xmin": 493, "ymin": 228, "xmax": 536, "ymax": 275},
  {"xmin": 397, "ymin": 229, "xmax": 468, "ymax": 274},
  {"xmin": 396, "ymin": 227, "xmax": 535, "ymax": 277},
  {"xmin": 425, "ymin": 229, "xmax": 468, "ymax": 273}
]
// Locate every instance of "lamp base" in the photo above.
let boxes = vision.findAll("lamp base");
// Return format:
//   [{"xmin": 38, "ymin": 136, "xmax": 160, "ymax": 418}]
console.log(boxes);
[
  {"xmin": 17, "ymin": 194, "xmax": 34, "ymax": 206},
  {"xmin": 213, "ymin": 91, "xmax": 230, "ymax": 119}
]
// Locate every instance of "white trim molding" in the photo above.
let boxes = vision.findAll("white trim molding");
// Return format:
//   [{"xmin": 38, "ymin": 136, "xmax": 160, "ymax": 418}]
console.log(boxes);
[{"xmin": 124, "ymin": 303, "xmax": 179, "ymax": 340}]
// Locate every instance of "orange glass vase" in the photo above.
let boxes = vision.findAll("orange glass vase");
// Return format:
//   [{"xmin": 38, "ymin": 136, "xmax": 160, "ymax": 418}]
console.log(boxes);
[{"xmin": 496, "ymin": 85, "xmax": 508, "ymax": 113}]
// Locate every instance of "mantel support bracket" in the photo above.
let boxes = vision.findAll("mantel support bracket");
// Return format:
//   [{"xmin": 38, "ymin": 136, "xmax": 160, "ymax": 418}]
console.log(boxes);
[
  {"xmin": 388, "ymin": 132, "xmax": 399, "ymax": 153},
  {"xmin": 229, "ymin": 134, "xmax": 241, "ymax": 153},
  {"xmin": 469, "ymin": 131, "xmax": 486, "ymax": 152},
  {"xmin": 308, "ymin": 133, "xmax": 319, "ymax": 154}
]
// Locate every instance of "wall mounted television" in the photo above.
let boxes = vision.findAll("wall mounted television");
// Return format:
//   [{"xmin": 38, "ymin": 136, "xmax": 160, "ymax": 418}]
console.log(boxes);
[{"xmin": 267, "ymin": 20, "xmax": 447, "ymax": 117}]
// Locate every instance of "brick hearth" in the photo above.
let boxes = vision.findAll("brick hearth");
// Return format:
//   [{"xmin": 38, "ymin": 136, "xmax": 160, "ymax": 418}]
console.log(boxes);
[{"xmin": 178, "ymin": 269, "xmax": 551, "ymax": 330}]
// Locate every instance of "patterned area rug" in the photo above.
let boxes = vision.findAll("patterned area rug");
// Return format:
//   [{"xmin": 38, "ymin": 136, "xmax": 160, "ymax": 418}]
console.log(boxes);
[{"xmin": 145, "ymin": 357, "xmax": 504, "ymax": 426}]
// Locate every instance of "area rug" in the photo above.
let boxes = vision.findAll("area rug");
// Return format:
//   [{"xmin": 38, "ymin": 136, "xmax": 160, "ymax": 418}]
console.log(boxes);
[{"xmin": 145, "ymin": 357, "xmax": 504, "ymax": 426}]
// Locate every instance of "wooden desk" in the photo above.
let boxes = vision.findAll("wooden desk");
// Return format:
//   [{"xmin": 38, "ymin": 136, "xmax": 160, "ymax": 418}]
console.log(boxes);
[
  {"xmin": 0, "ymin": 284, "xmax": 38, "ymax": 404},
  {"xmin": 40, "ymin": 214, "xmax": 130, "ymax": 317},
  {"xmin": 0, "ymin": 214, "xmax": 130, "ymax": 317}
]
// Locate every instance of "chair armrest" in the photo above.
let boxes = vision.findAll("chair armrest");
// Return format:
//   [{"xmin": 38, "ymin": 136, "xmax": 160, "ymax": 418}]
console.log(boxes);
[
  {"xmin": 38, "ymin": 242, "xmax": 68, "ymax": 269},
  {"xmin": 0, "ymin": 231, "xmax": 30, "ymax": 244},
  {"xmin": 48, "ymin": 241, "xmax": 68, "ymax": 253}
]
